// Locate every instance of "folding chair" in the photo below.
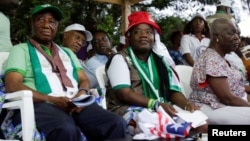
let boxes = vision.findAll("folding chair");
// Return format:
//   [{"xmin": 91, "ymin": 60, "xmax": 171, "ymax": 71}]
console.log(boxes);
[
  {"xmin": 95, "ymin": 65, "xmax": 108, "ymax": 109},
  {"xmin": 95, "ymin": 65, "xmax": 107, "ymax": 88}
]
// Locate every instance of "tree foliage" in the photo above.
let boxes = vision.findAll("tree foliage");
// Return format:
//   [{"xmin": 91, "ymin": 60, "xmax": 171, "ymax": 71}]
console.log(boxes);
[
  {"xmin": 11, "ymin": 0, "xmax": 125, "ymax": 44},
  {"xmin": 11, "ymin": 0, "xmax": 185, "ymax": 45},
  {"xmin": 157, "ymin": 16, "xmax": 187, "ymax": 49},
  {"xmin": 10, "ymin": 0, "xmax": 248, "ymax": 45}
]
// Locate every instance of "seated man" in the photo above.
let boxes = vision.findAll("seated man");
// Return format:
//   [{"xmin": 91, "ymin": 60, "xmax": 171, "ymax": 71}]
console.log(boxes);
[
  {"xmin": 85, "ymin": 30, "xmax": 115, "ymax": 88},
  {"xmin": 3, "ymin": 4, "xmax": 126, "ymax": 141},
  {"xmin": 62, "ymin": 23, "xmax": 97, "ymax": 88},
  {"xmin": 105, "ymin": 11, "xmax": 208, "ymax": 136}
]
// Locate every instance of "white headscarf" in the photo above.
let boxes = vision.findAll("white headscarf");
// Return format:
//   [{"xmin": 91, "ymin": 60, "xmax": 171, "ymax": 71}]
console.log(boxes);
[{"xmin": 152, "ymin": 30, "xmax": 176, "ymax": 68}]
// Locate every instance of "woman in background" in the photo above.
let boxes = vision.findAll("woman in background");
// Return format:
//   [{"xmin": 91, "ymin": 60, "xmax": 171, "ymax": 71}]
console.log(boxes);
[{"xmin": 179, "ymin": 14, "xmax": 210, "ymax": 66}]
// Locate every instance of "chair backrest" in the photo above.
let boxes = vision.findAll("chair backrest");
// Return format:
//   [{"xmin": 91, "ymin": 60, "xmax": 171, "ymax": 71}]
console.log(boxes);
[
  {"xmin": 0, "ymin": 52, "xmax": 9, "ymax": 74},
  {"xmin": 95, "ymin": 65, "xmax": 108, "ymax": 109},
  {"xmin": 174, "ymin": 65, "xmax": 193, "ymax": 98},
  {"xmin": 95, "ymin": 65, "xmax": 107, "ymax": 88}
]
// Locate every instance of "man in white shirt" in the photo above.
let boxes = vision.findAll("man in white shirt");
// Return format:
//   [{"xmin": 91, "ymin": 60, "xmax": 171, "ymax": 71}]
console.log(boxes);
[{"xmin": 85, "ymin": 30, "xmax": 115, "ymax": 88}]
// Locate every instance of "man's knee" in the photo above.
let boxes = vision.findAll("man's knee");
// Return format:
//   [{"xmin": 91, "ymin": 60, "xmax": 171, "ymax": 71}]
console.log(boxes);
[
  {"xmin": 47, "ymin": 123, "xmax": 82, "ymax": 141},
  {"xmin": 111, "ymin": 114, "xmax": 126, "ymax": 128}
]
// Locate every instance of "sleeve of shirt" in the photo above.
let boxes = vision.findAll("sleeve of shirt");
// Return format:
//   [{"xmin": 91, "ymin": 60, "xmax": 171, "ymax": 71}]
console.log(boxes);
[
  {"xmin": 4, "ymin": 43, "xmax": 28, "ymax": 75},
  {"xmin": 179, "ymin": 35, "xmax": 191, "ymax": 55},
  {"xmin": 107, "ymin": 54, "xmax": 130, "ymax": 90},
  {"xmin": 205, "ymin": 53, "xmax": 229, "ymax": 78}
]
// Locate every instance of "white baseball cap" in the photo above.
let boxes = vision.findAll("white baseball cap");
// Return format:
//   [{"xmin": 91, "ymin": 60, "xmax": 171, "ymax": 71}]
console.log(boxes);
[
  {"xmin": 64, "ymin": 23, "xmax": 93, "ymax": 41},
  {"xmin": 217, "ymin": 0, "xmax": 232, "ymax": 8}
]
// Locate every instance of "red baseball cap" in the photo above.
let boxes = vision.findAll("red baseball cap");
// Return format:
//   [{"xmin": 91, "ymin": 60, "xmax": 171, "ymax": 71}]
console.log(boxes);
[{"xmin": 125, "ymin": 11, "xmax": 161, "ymax": 36}]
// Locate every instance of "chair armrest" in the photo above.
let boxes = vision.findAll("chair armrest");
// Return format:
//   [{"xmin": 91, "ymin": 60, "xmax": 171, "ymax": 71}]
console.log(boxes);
[
  {"xmin": 2, "ymin": 90, "xmax": 35, "ymax": 141},
  {"xmin": 4, "ymin": 90, "xmax": 32, "ymax": 101}
]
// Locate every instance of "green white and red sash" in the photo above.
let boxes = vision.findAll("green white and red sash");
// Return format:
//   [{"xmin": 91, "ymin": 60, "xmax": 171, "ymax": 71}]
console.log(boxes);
[{"xmin": 27, "ymin": 41, "xmax": 78, "ymax": 98}]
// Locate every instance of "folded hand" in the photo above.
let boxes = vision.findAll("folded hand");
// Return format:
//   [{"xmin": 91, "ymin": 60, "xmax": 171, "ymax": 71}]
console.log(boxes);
[{"xmin": 48, "ymin": 96, "xmax": 72, "ymax": 111}]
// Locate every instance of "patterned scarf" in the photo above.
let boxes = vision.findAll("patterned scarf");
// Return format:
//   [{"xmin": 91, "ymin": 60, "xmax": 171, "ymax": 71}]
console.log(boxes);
[
  {"xmin": 128, "ymin": 46, "xmax": 182, "ymax": 103},
  {"xmin": 27, "ymin": 39, "xmax": 78, "ymax": 95}
]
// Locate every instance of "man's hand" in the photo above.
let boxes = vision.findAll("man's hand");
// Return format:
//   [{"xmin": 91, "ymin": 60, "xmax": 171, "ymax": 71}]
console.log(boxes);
[
  {"xmin": 47, "ymin": 96, "xmax": 72, "ymax": 111},
  {"xmin": 47, "ymin": 96, "xmax": 85, "ymax": 114},
  {"xmin": 71, "ymin": 88, "xmax": 89, "ymax": 100},
  {"xmin": 70, "ymin": 107, "xmax": 84, "ymax": 114}
]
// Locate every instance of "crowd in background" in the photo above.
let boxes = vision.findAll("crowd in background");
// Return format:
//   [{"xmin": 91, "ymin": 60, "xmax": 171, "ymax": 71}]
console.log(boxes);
[{"xmin": 1, "ymin": 0, "xmax": 250, "ymax": 141}]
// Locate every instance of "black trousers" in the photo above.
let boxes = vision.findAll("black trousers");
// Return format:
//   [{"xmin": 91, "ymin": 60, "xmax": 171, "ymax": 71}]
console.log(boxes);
[{"xmin": 12, "ymin": 102, "xmax": 127, "ymax": 141}]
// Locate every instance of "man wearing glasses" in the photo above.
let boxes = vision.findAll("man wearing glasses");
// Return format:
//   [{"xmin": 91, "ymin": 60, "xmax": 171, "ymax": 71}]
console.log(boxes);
[{"xmin": 85, "ymin": 30, "xmax": 115, "ymax": 88}]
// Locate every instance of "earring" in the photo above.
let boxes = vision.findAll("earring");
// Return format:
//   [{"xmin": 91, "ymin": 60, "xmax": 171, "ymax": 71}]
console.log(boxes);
[{"xmin": 216, "ymin": 38, "xmax": 219, "ymax": 42}]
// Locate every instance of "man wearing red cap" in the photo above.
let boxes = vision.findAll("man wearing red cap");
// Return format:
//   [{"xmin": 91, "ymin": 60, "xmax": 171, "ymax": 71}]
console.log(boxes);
[
  {"xmin": 3, "ymin": 4, "xmax": 126, "ymax": 141},
  {"xmin": 105, "ymin": 11, "xmax": 208, "ymax": 137}
]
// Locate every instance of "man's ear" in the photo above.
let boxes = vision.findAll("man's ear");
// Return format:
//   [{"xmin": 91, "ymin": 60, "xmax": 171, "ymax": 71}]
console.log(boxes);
[
  {"xmin": 63, "ymin": 32, "xmax": 70, "ymax": 39},
  {"xmin": 62, "ymin": 32, "xmax": 71, "ymax": 45}
]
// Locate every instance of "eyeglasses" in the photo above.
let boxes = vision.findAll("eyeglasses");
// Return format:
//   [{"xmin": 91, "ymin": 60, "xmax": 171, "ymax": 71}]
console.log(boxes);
[{"xmin": 92, "ymin": 37, "xmax": 109, "ymax": 44}]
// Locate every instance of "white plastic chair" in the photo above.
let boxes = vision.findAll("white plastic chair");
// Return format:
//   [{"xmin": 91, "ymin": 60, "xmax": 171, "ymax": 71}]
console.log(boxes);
[
  {"xmin": 174, "ymin": 65, "xmax": 193, "ymax": 99},
  {"xmin": 0, "ymin": 52, "xmax": 34, "ymax": 141},
  {"xmin": 95, "ymin": 65, "xmax": 107, "ymax": 88},
  {"xmin": 95, "ymin": 65, "xmax": 108, "ymax": 109}
]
